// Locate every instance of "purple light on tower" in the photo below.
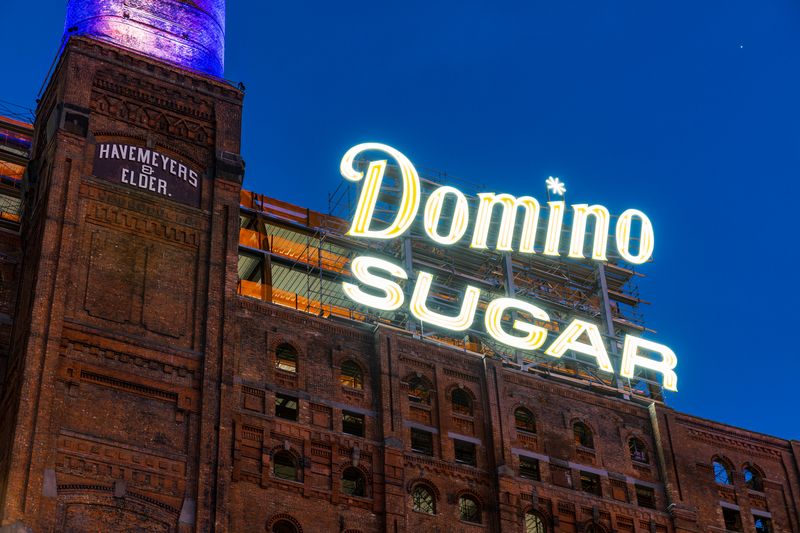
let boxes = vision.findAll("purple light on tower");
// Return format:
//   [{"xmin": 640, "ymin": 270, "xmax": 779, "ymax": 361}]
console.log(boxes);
[{"xmin": 64, "ymin": 0, "xmax": 226, "ymax": 77}]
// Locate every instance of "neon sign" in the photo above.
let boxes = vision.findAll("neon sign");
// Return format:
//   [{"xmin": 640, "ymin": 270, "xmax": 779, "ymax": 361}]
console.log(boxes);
[{"xmin": 339, "ymin": 143, "xmax": 678, "ymax": 392}]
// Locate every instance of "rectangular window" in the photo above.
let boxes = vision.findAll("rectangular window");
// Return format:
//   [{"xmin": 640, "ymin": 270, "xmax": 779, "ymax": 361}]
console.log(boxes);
[
  {"xmin": 342, "ymin": 411, "xmax": 365, "ymax": 437},
  {"xmin": 411, "ymin": 428, "xmax": 434, "ymax": 456},
  {"xmin": 722, "ymin": 508, "xmax": 742, "ymax": 532},
  {"xmin": 580, "ymin": 471, "xmax": 602, "ymax": 496},
  {"xmin": 453, "ymin": 439, "xmax": 476, "ymax": 466},
  {"xmin": 753, "ymin": 516, "xmax": 772, "ymax": 533},
  {"xmin": 635, "ymin": 484, "xmax": 656, "ymax": 509},
  {"xmin": 519, "ymin": 456, "xmax": 540, "ymax": 481},
  {"xmin": 275, "ymin": 393, "xmax": 299, "ymax": 421}
]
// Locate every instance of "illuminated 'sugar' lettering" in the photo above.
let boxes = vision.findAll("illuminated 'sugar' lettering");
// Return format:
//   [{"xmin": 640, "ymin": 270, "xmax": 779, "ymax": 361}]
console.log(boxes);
[{"xmin": 338, "ymin": 143, "xmax": 678, "ymax": 392}]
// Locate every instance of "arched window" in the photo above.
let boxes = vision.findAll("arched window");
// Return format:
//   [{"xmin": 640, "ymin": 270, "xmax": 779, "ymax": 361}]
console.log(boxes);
[
  {"xmin": 341, "ymin": 467, "xmax": 367, "ymax": 497},
  {"xmin": 584, "ymin": 525, "xmax": 607, "ymax": 533},
  {"xmin": 458, "ymin": 494, "xmax": 481, "ymax": 523},
  {"xmin": 275, "ymin": 343, "xmax": 298, "ymax": 373},
  {"xmin": 411, "ymin": 484, "xmax": 436, "ymax": 514},
  {"xmin": 270, "ymin": 520, "xmax": 298, "ymax": 533},
  {"xmin": 628, "ymin": 438, "xmax": 649, "ymax": 464},
  {"xmin": 712, "ymin": 458, "xmax": 732, "ymax": 485},
  {"xmin": 744, "ymin": 465, "xmax": 764, "ymax": 492},
  {"xmin": 271, "ymin": 520, "xmax": 299, "ymax": 533},
  {"xmin": 340, "ymin": 360, "xmax": 364, "ymax": 390},
  {"xmin": 574, "ymin": 422, "xmax": 594, "ymax": 449},
  {"xmin": 407, "ymin": 376, "xmax": 432, "ymax": 405},
  {"xmin": 273, "ymin": 451, "xmax": 298, "ymax": 481},
  {"xmin": 451, "ymin": 388, "xmax": 473, "ymax": 416},
  {"xmin": 514, "ymin": 407, "xmax": 536, "ymax": 433},
  {"xmin": 524, "ymin": 511, "xmax": 546, "ymax": 533}
]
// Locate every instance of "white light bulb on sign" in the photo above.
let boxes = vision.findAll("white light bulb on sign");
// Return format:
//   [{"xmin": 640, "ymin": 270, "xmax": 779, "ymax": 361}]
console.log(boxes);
[
  {"xmin": 546, "ymin": 176, "xmax": 567, "ymax": 196},
  {"xmin": 543, "ymin": 201, "xmax": 565, "ymax": 256},
  {"xmin": 340, "ymin": 143, "xmax": 421, "ymax": 240},
  {"xmin": 620, "ymin": 336, "xmax": 678, "ymax": 392},
  {"xmin": 342, "ymin": 256, "xmax": 408, "ymax": 311},
  {"xmin": 470, "ymin": 193, "xmax": 540, "ymax": 253},
  {"xmin": 409, "ymin": 272, "xmax": 481, "ymax": 331},
  {"xmin": 615, "ymin": 209, "xmax": 655, "ymax": 264},
  {"xmin": 423, "ymin": 186, "xmax": 470, "ymax": 245},
  {"xmin": 485, "ymin": 298, "xmax": 551, "ymax": 350},
  {"xmin": 335, "ymin": 143, "xmax": 678, "ymax": 392},
  {"xmin": 544, "ymin": 319, "xmax": 615, "ymax": 373},
  {"xmin": 568, "ymin": 204, "xmax": 611, "ymax": 261}
]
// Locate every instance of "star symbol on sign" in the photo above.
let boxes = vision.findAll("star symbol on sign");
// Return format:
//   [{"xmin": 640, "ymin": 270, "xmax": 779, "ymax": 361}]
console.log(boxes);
[{"xmin": 546, "ymin": 176, "xmax": 566, "ymax": 196}]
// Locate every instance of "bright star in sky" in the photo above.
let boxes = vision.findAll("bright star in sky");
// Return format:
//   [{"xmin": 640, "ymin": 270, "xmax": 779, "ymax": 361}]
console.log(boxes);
[{"xmin": 546, "ymin": 176, "xmax": 566, "ymax": 196}]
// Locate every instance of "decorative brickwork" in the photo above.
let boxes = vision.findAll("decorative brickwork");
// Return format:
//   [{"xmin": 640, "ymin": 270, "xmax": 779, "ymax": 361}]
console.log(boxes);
[{"xmin": 0, "ymin": 32, "xmax": 798, "ymax": 533}]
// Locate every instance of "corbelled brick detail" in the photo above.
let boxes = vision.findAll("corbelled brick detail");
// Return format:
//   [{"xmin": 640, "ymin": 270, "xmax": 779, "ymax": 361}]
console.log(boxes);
[{"xmin": 0, "ymin": 35, "xmax": 797, "ymax": 533}]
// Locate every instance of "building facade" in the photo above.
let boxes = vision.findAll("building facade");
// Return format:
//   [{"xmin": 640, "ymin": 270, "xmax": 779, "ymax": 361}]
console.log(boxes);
[{"xmin": 0, "ymin": 2, "xmax": 798, "ymax": 532}]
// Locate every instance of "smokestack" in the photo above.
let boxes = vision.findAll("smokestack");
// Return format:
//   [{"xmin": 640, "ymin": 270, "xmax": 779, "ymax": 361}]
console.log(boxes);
[{"xmin": 63, "ymin": 0, "xmax": 226, "ymax": 77}]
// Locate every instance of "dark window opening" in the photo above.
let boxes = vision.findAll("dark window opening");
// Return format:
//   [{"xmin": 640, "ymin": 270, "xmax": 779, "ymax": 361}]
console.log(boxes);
[
  {"xmin": 580, "ymin": 471, "xmax": 602, "ymax": 496},
  {"xmin": 275, "ymin": 343, "xmax": 298, "ymax": 373},
  {"xmin": 458, "ymin": 495, "xmax": 481, "ymax": 523},
  {"xmin": 271, "ymin": 519, "xmax": 299, "ymax": 533},
  {"xmin": 454, "ymin": 439, "xmax": 476, "ymax": 466},
  {"xmin": 408, "ymin": 376, "xmax": 432, "ymax": 405},
  {"xmin": 411, "ymin": 428, "xmax": 434, "ymax": 456},
  {"xmin": 635, "ymin": 484, "xmax": 656, "ymax": 509},
  {"xmin": 629, "ymin": 438, "xmax": 649, "ymax": 464},
  {"xmin": 451, "ymin": 388, "xmax": 473, "ymax": 416},
  {"xmin": 744, "ymin": 466, "xmax": 764, "ymax": 492},
  {"xmin": 514, "ymin": 407, "xmax": 536, "ymax": 434},
  {"xmin": 342, "ymin": 411, "xmax": 365, "ymax": 437},
  {"xmin": 574, "ymin": 422, "xmax": 594, "ymax": 449},
  {"xmin": 722, "ymin": 508, "xmax": 742, "ymax": 532},
  {"xmin": 519, "ymin": 456, "xmax": 540, "ymax": 481},
  {"xmin": 275, "ymin": 393, "xmax": 299, "ymax": 421},
  {"xmin": 340, "ymin": 360, "xmax": 364, "ymax": 390},
  {"xmin": 273, "ymin": 451, "xmax": 298, "ymax": 481},
  {"xmin": 341, "ymin": 466, "xmax": 367, "ymax": 497},
  {"xmin": 754, "ymin": 516, "xmax": 773, "ymax": 533}
]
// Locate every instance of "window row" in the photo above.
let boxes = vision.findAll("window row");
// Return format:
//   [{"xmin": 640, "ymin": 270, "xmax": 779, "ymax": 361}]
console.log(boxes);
[
  {"xmin": 712, "ymin": 457, "xmax": 765, "ymax": 492},
  {"xmin": 411, "ymin": 485, "xmax": 553, "ymax": 531},
  {"xmin": 410, "ymin": 484, "xmax": 483, "ymax": 524},
  {"xmin": 516, "ymin": 455, "xmax": 656, "ymax": 509},
  {"xmin": 410, "ymin": 428, "xmax": 478, "ymax": 466},
  {"xmin": 514, "ymin": 409, "xmax": 652, "ymax": 465},
  {"xmin": 721, "ymin": 507, "xmax": 773, "ymax": 533},
  {"xmin": 274, "ymin": 343, "xmax": 365, "ymax": 390},
  {"xmin": 275, "ymin": 392, "xmax": 367, "ymax": 437},
  {"xmin": 267, "ymin": 514, "xmax": 364, "ymax": 533},
  {"xmin": 273, "ymin": 452, "xmax": 370, "ymax": 497}
]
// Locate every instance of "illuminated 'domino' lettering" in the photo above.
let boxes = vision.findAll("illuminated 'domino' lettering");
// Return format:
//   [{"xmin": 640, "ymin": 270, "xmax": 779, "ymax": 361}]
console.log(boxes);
[
  {"xmin": 339, "ymin": 143, "xmax": 678, "ymax": 392},
  {"xmin": 340, "ymin": 142, "xmax": 654, "ymax": 264}
]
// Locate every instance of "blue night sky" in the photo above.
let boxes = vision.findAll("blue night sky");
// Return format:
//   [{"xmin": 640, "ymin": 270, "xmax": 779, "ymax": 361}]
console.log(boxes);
[{"xmin": 2, "ymin": 1, "xmax": 798, "ymax": 439}]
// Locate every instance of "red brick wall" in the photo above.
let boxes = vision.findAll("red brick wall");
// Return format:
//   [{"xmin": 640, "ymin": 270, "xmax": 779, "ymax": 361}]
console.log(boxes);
[{"xmin": 0, "ymin": 35, "xmax": 798, "ymax": 533}]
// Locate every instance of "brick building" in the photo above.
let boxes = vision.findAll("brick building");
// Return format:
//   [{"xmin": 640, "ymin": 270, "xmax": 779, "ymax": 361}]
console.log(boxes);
[{"xmin": 0, "ymin": 2, "xmax": 798, "ymax": 532}]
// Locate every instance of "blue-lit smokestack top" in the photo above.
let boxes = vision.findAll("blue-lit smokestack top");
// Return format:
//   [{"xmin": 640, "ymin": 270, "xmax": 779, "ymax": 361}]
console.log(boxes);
[{"xmin": 64, "ymin": 0, "xmax": 225, "ymax": 77}]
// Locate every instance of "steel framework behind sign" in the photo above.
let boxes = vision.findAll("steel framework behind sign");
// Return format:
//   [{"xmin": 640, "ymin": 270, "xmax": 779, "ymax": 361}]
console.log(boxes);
[{"xmin": 237, "ymin": 163, "xmax": 662, "ymax": 401}]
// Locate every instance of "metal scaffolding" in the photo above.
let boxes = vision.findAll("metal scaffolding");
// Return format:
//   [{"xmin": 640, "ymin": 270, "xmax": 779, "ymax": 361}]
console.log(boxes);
[{"xmin": 237, "ymin": 161, "xmax": 664, "ymax": 402}]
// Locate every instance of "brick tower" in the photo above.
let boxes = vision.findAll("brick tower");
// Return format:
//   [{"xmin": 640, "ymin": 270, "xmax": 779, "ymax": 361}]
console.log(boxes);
[{"xmin": 0, "ymin": 0, "xmax": 243, "ymax": 530}]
